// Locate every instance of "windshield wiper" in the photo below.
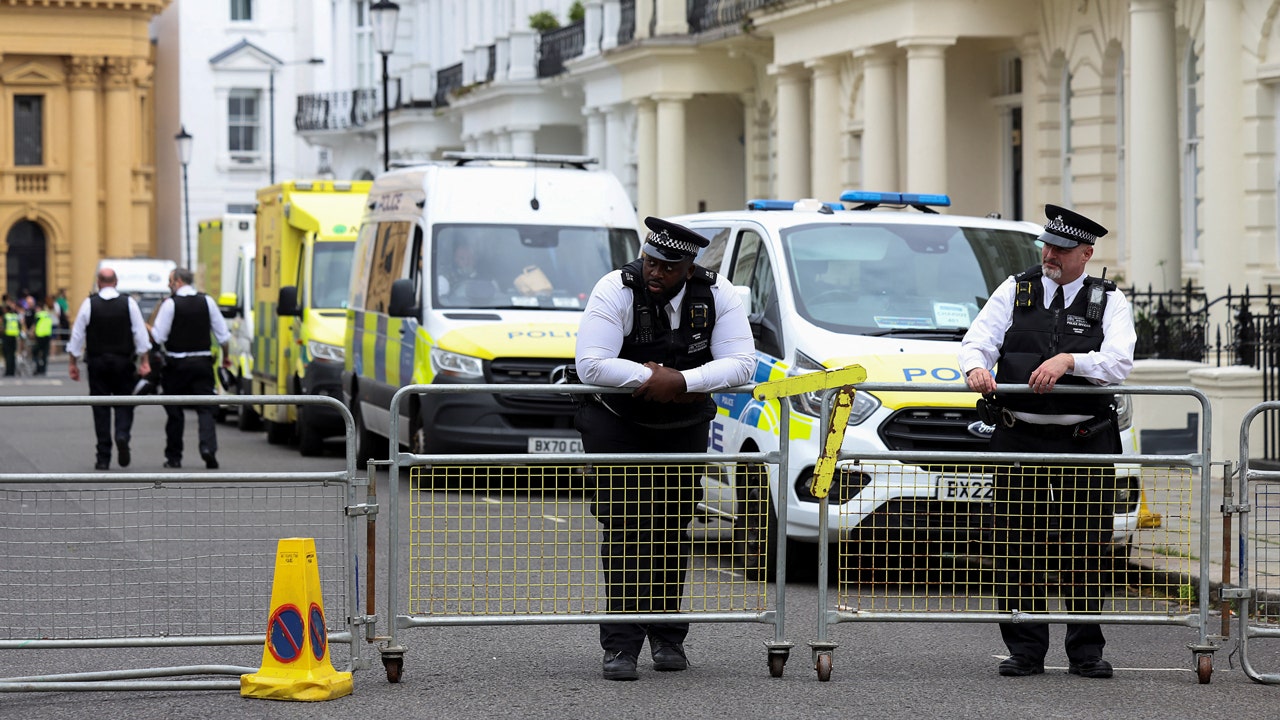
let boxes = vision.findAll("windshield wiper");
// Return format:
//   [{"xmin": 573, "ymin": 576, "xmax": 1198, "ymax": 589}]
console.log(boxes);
[{"xmin": 866, "ymin": 327, "xmax": 969, "ymax": 339}]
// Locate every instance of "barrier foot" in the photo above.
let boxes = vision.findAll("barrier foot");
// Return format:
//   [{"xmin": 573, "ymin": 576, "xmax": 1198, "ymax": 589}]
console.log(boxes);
[
  {"xmin": 381, "ymin": 645, "xmax": 406, "ymax": 683},
  {"xmin": 765, "ymin": 642, "xmax": 792, "ymax": 678}
]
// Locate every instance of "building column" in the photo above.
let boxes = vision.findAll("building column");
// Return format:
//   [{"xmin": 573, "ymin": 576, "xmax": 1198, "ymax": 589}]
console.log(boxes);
[
  {"xmin": 1128, "ymin": 0, "xmax": 1180, "ymax": 291},
  {"xmin": 899, "ymin": 37, "xmax": 954, "ymax": 195},
  {"xmin": 103, "ymin": 56, "xmax": 134, "ymax": 259},
  {"xmin": 585, "ymin": 108, "xmax": 606, "ymax": 164},
  {"xmin": 740, "ymin": 91, "xmax": 764, "ymax": 201},
  {"xmin": 605, "ymin": 104, "xmax": 628, "ymax": 185},
  {"xmin": 1201, "ymin": 0, "xmax": 1242, "ymax": 300},
  {"xmin": 808, "ymin": 58, "xmax": 842, "ymax": 201},
  {"xmin": 858, "ymin": 47, "xmax": 898, "ymax": 191},
  {"xmin": 634, "ymin": 98, "xmax": 657, "ymax": 220},
  {"xmin": 773, "ymin": 64, "xmax": 811, "ymax": 199},
  {"xmin": 653, "ymin": 0, "xmax": 687, "ymax": 36},
  {"xmin": 67, "ymin": 56, "xmax": 101, "ymax": 298},
  {"xmin": 510, "ymin": 126, "xmax": 537, "ymax": 156},
  {"xmin": 654, "ymin": 93, "xmax": 689, "ymax": 216}
]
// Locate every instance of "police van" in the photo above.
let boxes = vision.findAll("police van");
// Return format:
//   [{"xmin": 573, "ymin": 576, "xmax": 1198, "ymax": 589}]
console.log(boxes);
[
  {"xmin": 671, "ymin": 193, "xmax": 1143, "ymax": 571},
  {"xmin": 343, "ymin": 153, "xmax": 641, "ymax": 462}
]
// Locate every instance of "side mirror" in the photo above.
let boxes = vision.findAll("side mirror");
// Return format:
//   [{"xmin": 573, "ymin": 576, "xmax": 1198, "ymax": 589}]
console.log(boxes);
[
  {"xmin": 277, "ymin": 286, "xmax": 301, "ymax": 317},
  {"xmin": 388, "ymin": 278, "xmax": 420, "ymax": 318}
]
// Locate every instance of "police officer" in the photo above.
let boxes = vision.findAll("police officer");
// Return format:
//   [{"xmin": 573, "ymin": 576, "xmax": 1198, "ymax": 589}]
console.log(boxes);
[
  {"xmin": 32, "ymin": 299, "xmax": 53, "ymax": 375},
  {"xmin": 66, "ymin": 268, "xmax": 154, "ymax": 469},
  {"xmin": 150, "ymin": 268, "xmax": 231, "ymax": 469},
  {"xmin": 575, "ymin": 216, "xmax": 754, "ymax": 681},
  {"xmin": 959, "ymin": 204, "xmax": 1136, "ymax": 680},
  {"xmin": 2, "ymin": 298, "xmax": 20, "ymax": 376}
]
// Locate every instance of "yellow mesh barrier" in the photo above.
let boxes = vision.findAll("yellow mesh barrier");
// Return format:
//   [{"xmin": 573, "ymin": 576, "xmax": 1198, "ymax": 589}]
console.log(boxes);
[
  {"xmin": 836, "ymin": 462, "xmax": 1194, "ymax": 615},
  {"xmin": 407, "ymin": 462, "xmax": 770, "ymax": 617},
  {"xmin": 1251, "ymin": 481, "xmax": 1280, "ymax": 625}
]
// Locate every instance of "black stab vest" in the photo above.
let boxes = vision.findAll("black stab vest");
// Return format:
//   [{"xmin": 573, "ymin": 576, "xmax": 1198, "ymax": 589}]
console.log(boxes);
[
  {"xmin": 994, "ymin": 266, "xmax": 1115, "ymax": 416},
  {"xmin": 86, "ymin": 294, "xmax": 133, "ymax": 357},
  {"xmin": 164, "ymin": 294, "xmax": 212, "ymax": 353},
  {"xmin": 600, "ymin": 259, "xmax": 718, "ymax": 428}
]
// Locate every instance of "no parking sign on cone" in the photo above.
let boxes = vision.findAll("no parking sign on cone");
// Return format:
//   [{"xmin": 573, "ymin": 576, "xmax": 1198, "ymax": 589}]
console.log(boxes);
[{"xmin": 240, "ymin": 537, "xmax": 353, "ymax": 701}]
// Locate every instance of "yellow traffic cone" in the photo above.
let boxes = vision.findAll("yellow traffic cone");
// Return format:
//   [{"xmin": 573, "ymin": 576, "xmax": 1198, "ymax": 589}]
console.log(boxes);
[
  {"xmin": 1138, "ymin": 488, "xmax": 1163, "ymax": 529},
  {"xmin": 241, "ymin": 538, "xmax": 353, "ymax": 701}
]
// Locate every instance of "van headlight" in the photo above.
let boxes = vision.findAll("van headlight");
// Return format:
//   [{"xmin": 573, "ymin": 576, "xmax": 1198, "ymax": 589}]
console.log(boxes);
[
  {"xmin": 787, "ymin": 352, "xmax": 881, "ymax": 425},
  {"xmin": 307, "ymin": 341, "xmax": 344, "ymax": 363},
  {"xmin": 430, "ymin": 348, "xmax": 485, "ymax": 380},
  {"xmin": 1114, "ymin": 392, "xmax": 1133, "ymax": 431}
]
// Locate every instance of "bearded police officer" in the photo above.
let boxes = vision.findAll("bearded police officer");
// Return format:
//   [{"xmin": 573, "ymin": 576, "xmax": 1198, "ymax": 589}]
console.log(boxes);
[
  {"xmin": 959, "ymin": 204, "xmax": 1136, "ymax": 680},
  {"xmin": 575, "ymin": 216, "xmax": 754, "ymax": 681}
]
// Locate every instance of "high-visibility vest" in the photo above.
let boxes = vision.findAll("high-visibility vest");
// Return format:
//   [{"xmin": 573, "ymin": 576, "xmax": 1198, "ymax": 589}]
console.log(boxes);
[
  {"xmin": 3, "ymin": 312, "xmax": 18, "ymax": 337},
  {"xmin": 34, "ymin": 310, "xmax": 52, "ymax": 338}
]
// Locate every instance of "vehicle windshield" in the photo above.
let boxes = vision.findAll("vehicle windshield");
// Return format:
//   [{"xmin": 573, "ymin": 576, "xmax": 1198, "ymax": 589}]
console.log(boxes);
[
  {"xmin": 311, "ymin": 241, "xmax": 355, "ymax": 309},
  {"xmin": 432, "ymin": 224, "xmax": 639, "ymax": 310},
  {"xmin": 782, "ymin": 222, "xmax": 1040, "ymax": 335}
]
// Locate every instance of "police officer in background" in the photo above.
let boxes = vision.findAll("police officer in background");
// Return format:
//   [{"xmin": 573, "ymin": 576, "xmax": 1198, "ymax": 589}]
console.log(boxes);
[
  {"xmin": 575, "ymin": 216, "xmax": 754, "ymax": 681},
  {"xmin": 150, "ymin": 268, "xmax": 231, "ymax": 469},
  {"xmin": 66, "ymin": 268, "xmax": 153, "ymax": 469},
  {"xmin": 2, "ymin": 297, "xmax": 21, "ymax": 376},
  {"xmin": 959, "ymin": 205, "xmax": 1136, "ymax": 680}
]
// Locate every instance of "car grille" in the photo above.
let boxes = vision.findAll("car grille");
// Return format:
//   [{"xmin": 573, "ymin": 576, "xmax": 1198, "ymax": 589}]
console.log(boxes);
[
  {"xmin": 878, "ymin": 407, "xmax": 991, "ymax": 452},
  {"xmin": 487, "ymin": 358, "xmax": 576, "ymax": 410}
]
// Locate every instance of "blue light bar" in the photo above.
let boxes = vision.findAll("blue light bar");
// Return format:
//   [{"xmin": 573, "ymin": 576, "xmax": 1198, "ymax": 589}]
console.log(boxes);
[
  {"xmin": 839, "ymin": 191, "xmax": 902, "ymax": 205},
  {"xmin": 746, "ymin": 199, "xmax": 797, "ymax": 211},
  {"xmin": 901, "ymin": 193, "xmax": 951, "ymax": 207}
]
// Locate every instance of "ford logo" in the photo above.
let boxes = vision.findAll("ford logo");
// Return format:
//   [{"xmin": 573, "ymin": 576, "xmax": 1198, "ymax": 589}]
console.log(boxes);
[{"xmin": 967, "ymin": 420, "xmax": 996, "ymax": 439}]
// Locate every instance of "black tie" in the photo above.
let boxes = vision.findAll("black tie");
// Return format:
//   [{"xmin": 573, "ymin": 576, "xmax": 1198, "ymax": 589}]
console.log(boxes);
[{"xmin": 1050, "ymin": 286, "xmax": 1065, "ymax": 312}]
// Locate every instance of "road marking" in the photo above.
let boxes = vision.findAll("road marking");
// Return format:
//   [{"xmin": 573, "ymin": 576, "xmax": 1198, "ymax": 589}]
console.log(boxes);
[
  {"xmin": 482, "ymin": 497, "xmax": 503, "ymax": 504},
  {"xmin": 541, "ymin": 515, "xmax": 567, "ymax": 524},
  {"xmin": 715, "ymin": 568, "xmax": 742, "ymax": 579}
]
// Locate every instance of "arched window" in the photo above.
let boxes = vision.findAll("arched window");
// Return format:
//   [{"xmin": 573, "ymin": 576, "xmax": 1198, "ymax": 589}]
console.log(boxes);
[{"xmin": 5, "ymin": 220, "xmax": 47, "ymax": 299}]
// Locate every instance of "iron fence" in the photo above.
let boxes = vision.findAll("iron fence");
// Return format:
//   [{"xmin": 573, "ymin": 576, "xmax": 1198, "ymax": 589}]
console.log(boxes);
[
  {"xmin": 537, "ymin": 22, "xmax": 585, "ymax": 78},
  {"xmin": 435, "ymin": 63, "xmax": 463, "ymax": 107},
  {"xmin": 618, "ymin": 0, "xmax": 635, "ymax": 45},
  {"xmin": 296, "ymin": 79, "xmax": 402, "ymax": 132},
  {"xmin": 687, "ymin": 0, "xmax": 784, "ymax": 34}
]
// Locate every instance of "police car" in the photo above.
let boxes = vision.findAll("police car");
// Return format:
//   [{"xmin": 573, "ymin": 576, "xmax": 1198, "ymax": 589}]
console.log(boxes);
[{"xmin": 672, "ymin": 192, "xmax": 1142, "ymax": 574}]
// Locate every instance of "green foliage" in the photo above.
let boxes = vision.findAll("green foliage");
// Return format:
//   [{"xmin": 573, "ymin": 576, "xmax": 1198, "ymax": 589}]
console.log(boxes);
[
  {"xmin": 528, "ymin": 10, "xmax": 560, "ymax": 32},
  {"xmin": 568, "ymin": 1, "xmax": 585, "ymax": 23}
]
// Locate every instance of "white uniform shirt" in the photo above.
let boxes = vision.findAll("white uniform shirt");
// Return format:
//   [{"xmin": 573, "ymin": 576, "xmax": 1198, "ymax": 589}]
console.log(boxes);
[
  {"xmin": 65, "ymin": 287, "xmax": 152, "ymax": 358},
  {"xmin": 958, "ymin": 272, "xmax": 1136, "ymax": 424},
  {"xmin": 576, "ymin": 270, "xmax": 755, "ymax": 393},
  {"xmin": 151, "ymin": 285, "xmax": 232, "ymax": 356}
]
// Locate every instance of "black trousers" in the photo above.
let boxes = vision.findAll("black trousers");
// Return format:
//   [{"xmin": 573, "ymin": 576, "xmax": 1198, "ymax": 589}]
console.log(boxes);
[
  {"xmin": 2, "ymin": 335, "xmax": 14, "ymax": 376},
  {"xmin": 86, "ymin": 353, "xmax": 137, "ymax": 463},
  {"xmin": 33, "ymin": 335, "xmax": 50, "ymax": 375},
  {"xmin": 576, "ymin": 401, "xmax": 707, "ymax": 657},
  {"xmin": 162, "ymin": 355, "xmax": 217, "ymax": 463},
  {"xmin": 991, "ymin": 419, "xmax": 1120, "ymax": 663}
]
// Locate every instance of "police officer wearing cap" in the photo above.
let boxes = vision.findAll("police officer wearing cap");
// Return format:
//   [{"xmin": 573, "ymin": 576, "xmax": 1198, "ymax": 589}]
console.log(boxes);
[
  {"xmin": 576, "ymin": 216, "xmax": 754, "ymax": 681},
  {"xmin": 959, "ymin": 204, "xmax": 1136, "ymax": 680}
]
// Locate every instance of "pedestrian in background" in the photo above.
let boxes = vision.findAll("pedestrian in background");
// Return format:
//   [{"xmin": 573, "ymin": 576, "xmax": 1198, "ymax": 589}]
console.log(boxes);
[
  {"xmin": 150, "ymin": 267, "xmax": 231, "ymax": 469},
  {"xmin": 31, "ymin": 298, "xmax": 53, "ymax": 375},
  {"xmin": 575, "ymin": 216, "xmax": 754, "ymax": 681},
  {"xmin": 66, "ymin": 267, "xmax": 153, "ymax": 470},
  {"xmin": 959, "ymin": 204, "xmax": 1136, "ymax": 680},
  {"xmin": 2, "ymin": 297, "xmax": 21, "ymax": 377}
]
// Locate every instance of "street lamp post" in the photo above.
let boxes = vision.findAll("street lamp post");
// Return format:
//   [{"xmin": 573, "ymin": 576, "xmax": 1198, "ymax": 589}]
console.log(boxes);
[
  {"xmin": 370, "ymin": 0, "xmax": 400, "ymax": 173},
  {"xmin": 174, "ymin": 125, "xmax": 193, "ymax": 268}
]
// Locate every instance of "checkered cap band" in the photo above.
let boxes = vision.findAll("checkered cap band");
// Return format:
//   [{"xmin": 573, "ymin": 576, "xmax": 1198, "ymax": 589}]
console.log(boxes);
[
  {"xmin": 1044, "ymin": 215, "xmax": 1097, "ymax": 244},
  {"xmin": 645, "ymin": 228, "xmax": 700, "ymax": 258}
]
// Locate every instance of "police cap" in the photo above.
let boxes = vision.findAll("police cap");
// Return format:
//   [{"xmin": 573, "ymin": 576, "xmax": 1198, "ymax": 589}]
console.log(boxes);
[
  {"xmin": 641, "ymin": 216, "xmax": 709, "ymax": 263},
  {"xmin": 1039, "ymin": 204, "xmax": 1108, "ymax": 249}
]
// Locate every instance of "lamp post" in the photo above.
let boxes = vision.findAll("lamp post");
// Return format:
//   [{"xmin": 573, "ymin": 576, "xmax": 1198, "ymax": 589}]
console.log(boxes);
[
  {"xmin": 174, "ymin": 125, "xmax": 193, "ymax": 268},
  {"xmin": 268, "ymin": 57, "xmax": 324, "ymax": 184},
  {"xmin": 370, "ymin": 0, "xmax": 400, "ymax": 172}
]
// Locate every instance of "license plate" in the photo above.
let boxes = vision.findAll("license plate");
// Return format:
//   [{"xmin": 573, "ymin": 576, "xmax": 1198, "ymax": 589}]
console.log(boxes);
[
  {"xmin": 528, "ymin": 437, "xmax": 583, "ymax": 453},
  {"xmin": 939, "ymin": 474, "xmax": 994, "ymax": 501}
]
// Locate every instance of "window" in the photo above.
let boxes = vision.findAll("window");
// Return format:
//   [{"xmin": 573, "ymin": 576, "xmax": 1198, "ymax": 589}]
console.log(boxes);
[
  {"xmin": 228, "ymin": 89, "xmax": 261, "ymax": 159},
  {"xmin": 1182, "ymin": 46, "xmax": 1202, "ymax": 262},
  {"xmin": 1060, "ymin": 68, "xmax": 1073, "ymax": 207},
  {"xmin": 227, "ymin": 203, "xmax": 255, "ymax": 214},
  {"xmin": 13, "ymin": 95, "xmax": 43, "ymax": 166},
  {"xmin": 355, "ymin": 1, "xmax": 374, "ymax": 90},
  {"xmin": 231, "ymin": 0, "xmax": 252, "ymax": 21}
]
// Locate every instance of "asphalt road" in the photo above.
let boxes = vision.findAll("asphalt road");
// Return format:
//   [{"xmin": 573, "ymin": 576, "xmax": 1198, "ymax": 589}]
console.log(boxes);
[{"xmin": 1, "ymin": 358, "xmax": 1279, "ymax": 719}]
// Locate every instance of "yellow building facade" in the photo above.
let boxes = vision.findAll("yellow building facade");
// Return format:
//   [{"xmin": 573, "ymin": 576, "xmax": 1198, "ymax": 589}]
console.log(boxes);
[{"xmin": 0, "ymin": 0, "xmax": 169, "ymax": 312}]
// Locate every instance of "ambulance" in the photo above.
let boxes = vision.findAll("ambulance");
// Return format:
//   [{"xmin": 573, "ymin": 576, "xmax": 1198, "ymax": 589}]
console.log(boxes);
[
  {"xmin": 343, "ymin": 153, "xmax": 640, "ymax": 462},
  {"xmin": 250, "ymin": 179, "xmax": 371, "ymax": 454},
  {"xmin": 671, "ymin": 193, "xmax": 1143, "ymax": 571}
]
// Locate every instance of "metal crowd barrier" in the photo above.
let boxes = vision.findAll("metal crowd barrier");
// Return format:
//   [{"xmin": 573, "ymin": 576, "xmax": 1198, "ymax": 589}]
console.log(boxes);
[
  {"xmin": 378, "ymin": 383, "xmax": 793, "ymax": 682},
  {"xmin": 0, "ymin": 395, "xmax": 368, "ymax": 693},
  {"xmin": 1236, "ymin": 401, "xmax": 1280, "ymax": 684},
  {"xmin": 809, "ymin": 384, "xmax": 1219, "ymax": 684}
]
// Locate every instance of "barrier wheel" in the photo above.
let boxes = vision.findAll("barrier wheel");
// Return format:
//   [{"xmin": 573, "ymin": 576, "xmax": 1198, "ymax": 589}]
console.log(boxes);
[
  {"xmin": 1197, "ymin": 654, "xmax": 1212, "ymax": 684},
  {"xmin": 816, "ymin": 653, "xmax": 832, "ymax": 682},
  {"xmin": 768, "ymin": 651, "xmax": 787, "ymax": 678},
  {"xmin": 383, "ymin": 655, "xmax": 403, "ymax": 683}
]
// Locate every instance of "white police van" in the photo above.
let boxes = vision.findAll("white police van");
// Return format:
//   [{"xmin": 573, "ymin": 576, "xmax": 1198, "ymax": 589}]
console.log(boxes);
[{"xmin": 672, "ymin": 193, "xmax": 1142, "ymax": 573}]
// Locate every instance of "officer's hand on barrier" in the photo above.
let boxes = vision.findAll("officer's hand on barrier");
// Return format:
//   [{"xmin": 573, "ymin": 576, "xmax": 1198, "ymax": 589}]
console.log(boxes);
[{"xmin": 633, "ymin": 362, "xmax": 688, "ymax": 403}]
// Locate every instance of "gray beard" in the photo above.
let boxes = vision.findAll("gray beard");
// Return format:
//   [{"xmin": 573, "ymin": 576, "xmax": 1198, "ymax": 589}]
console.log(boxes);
[{"xmin": 1042, "ymin": 264, "xmax": 1062, "ymax": 281}]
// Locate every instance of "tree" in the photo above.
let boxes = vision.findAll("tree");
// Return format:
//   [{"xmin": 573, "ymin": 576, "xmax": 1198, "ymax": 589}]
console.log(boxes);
[
  {"xmin": 528, "ymin": 10, "xmax": 559, "ymax": 32},
  {"xmin": 568, "ymin": 1, "xmax": 585, "ymax": 23}
]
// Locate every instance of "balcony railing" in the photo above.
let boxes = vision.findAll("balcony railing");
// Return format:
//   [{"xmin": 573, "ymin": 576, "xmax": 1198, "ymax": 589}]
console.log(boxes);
[
  {"xmin": 295, "ymin": 79, "xmax": 403, "ymax": 131},
  {"xmin": 486, "ymin": 44, "xmax": 497, "ymax": 82},
  {"xmin": 537, "ymin": 21, "xmax": 584, "ymax": 78},
  {"xmin": 687, "ymin": 0, "xmax": 783, "ymax": 33},
  {"xmin": 435, "ymin": 62, "xmax": 463, "ymax": 106}
]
